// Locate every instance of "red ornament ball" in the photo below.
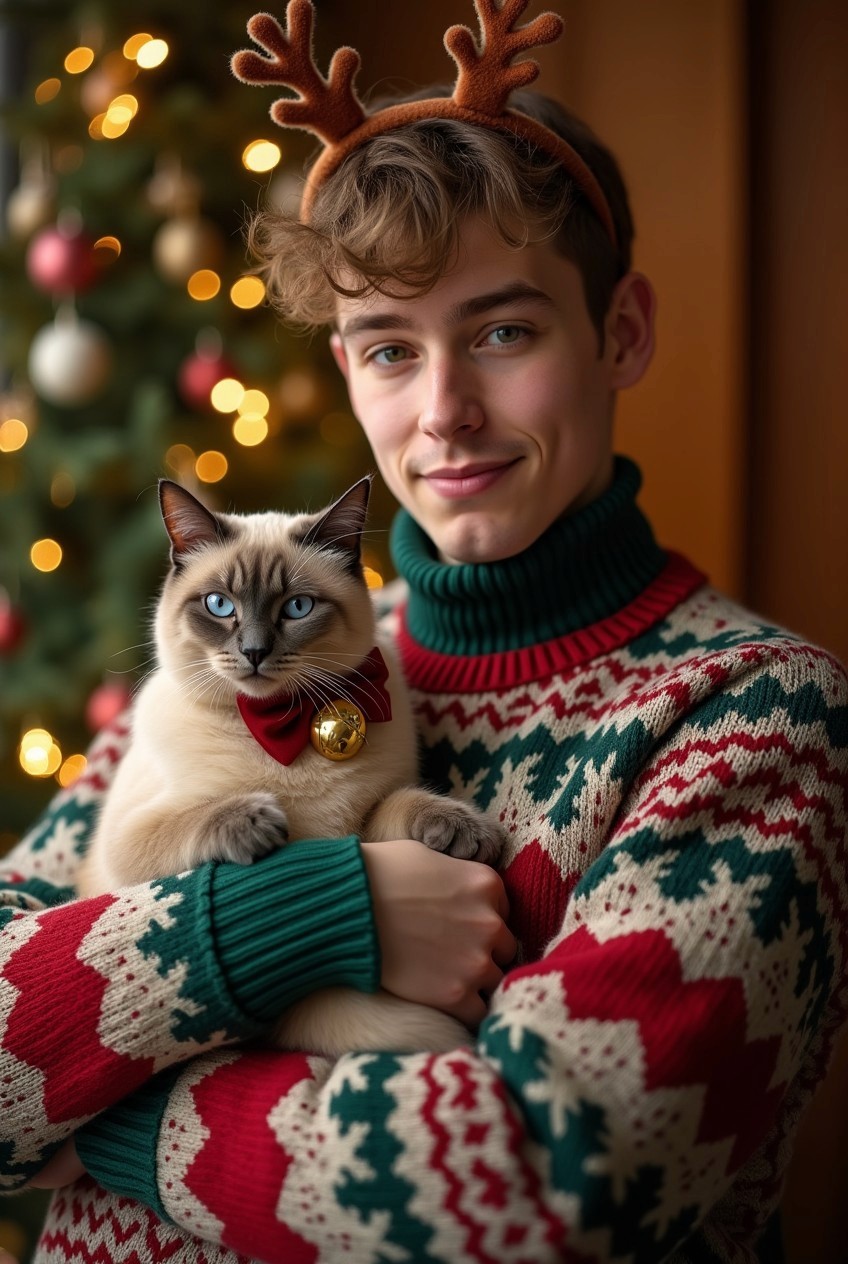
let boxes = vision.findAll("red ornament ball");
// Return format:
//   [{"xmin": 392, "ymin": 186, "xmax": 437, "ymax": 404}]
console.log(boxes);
[
  {"xmin": 86, "ymin": 681, "xmax": 132, "ymax": 732},
  {"xmin": 26, "ymin": 223, "xmax": 98, "ymax": 294},
  {"xmin": 178, "ymin": 350, "xmax": 238, "ymax": 411},
  {"xmin": 0, "ymin": 597, "xmax": 26, "ymax": 655}
]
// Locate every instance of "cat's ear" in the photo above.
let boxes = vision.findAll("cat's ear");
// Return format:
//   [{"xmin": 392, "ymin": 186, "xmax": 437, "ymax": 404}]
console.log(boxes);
[
  {"xmin": 302, "ymin": 476, "xmax": 371, "ymax": 571},
  {"xmin": 159, "ymin": 480, "xmax": 229, "ymax": 567}
]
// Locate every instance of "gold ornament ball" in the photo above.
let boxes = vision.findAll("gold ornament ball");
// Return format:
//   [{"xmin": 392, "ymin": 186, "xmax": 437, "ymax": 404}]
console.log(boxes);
[
  {"xmin": 310, "ymin": 701, "xmax": 367, "ymax": 761},
  {"xmin": 152, "ymin": 214, "xmax": 224, "ymax": 284},
  {"xmin": 6, "ymin": 181, "xmax": 55, "ymax": 240}
]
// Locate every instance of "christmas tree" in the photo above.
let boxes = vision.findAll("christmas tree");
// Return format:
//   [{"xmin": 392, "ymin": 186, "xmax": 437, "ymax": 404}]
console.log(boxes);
[{"xmin": 0, "ymin": 0, "xmax": 391, "ymax": 846}]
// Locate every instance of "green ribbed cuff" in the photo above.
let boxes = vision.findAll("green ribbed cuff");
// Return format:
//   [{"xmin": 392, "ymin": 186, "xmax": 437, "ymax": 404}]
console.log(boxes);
[
  {"xmin": 75, "ymin": 1065, "xmax": 182, "ymax": 1219},
  {"xmin": 211, "ymin": 835, "xmax": 380, "ymax": 1024}
]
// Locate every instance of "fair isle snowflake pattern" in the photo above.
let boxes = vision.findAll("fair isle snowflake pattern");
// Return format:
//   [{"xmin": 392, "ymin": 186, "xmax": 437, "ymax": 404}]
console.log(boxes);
[{"xmin": 1, "ymin": 558, "xmax": 846, "ymax": 1261}]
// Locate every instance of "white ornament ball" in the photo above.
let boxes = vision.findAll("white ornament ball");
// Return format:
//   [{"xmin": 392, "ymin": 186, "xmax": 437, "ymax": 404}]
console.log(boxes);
[{"xmin": 28, "ymin": 318, "xmax": 113, "ymax": 407}]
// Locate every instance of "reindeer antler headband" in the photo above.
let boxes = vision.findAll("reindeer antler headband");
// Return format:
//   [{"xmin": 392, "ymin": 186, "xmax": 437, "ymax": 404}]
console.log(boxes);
[{"xmin": 232, "ymin": 0, "xmax": 617, "ymax": 247}]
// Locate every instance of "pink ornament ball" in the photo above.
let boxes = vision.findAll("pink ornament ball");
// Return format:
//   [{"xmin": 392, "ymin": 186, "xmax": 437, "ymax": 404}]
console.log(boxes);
[
  {"xmin": 26, "ymin": 223, "xmax": 98, "ymax": 294},
  {"xmin": 178, "ymin": 350, "xmax": 238, "ymax": 411},
  {"xmin": 86, "ymin": 681, "xmax": 132, "ymax": 733}
]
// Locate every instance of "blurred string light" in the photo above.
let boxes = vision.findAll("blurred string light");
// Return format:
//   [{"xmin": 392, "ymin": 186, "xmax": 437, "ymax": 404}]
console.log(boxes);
[
  {"xmin": 165, "ymin": 443, "xmax": 196, "ymax": 477},
  {"xmin": 123, "ymin": 33, "xmax": 152, "ymax": 59},
  {"xmin": 210, "ymin": 378, "xmax": 244, "ymax": 413},
  {"xmin": 64, "ymin": 46, "xmax": 95, "ymax": 74},
  {"xmin": 30, "ymin": 538, "xmax": 62, "ymax": 572},
  {"xmin": 93, "ymin": 235, "xmax": 121, "ymax": 259},
  {"xmin": 91, "ymin": 94, "xmax": 140, "ymax": 141},
  {"xmin": 58, "ymin": 754, "xmax": 87, "ymax": 787},
  {"xmin": 240, "ymin": 389, "xmax": 269, "ymax": 416},
  {"xmin": 233, "ymin": 415, "xmax": 268, "ymax": 446},
  {"xmin": 363, "ymin": 567, "xmax": 384, "ymax": 590},
  {"xmin": 187, "ymin": 270, "xmax": 221, "ymax": 301},
  {"xmin": 0, "ymin": 419, "xmax": 28, "ymax": 453},
  {"xmin": 242, "ymin": 140, "xmax": 282, "ymax": 173},
  {"xmin": 136, "ymin": 39, "xmax": 169, "ymax": 69},
  {"xmin": 19, "ymin": 728, "xmax": 62, "ymax": 778},
  {"xmin": 35, "ymin": 78, "xmax": 61, "ymax": 104},
  {"xmin": 195, "ymin": 451, "xmax": 228, "ymax": 483},
  {"xmin": 233, "ymin": 388, "xmax": 270, "ymax": 447},
  {"xmin": 230, "ymin": 276, "xmax": 265, "ymax": 309}
]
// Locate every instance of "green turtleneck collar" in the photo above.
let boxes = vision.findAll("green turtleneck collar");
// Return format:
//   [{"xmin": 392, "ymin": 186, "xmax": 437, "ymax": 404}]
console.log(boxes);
[{"xmin": 389, "ymin": 456, "xmax": 668, "ymax": 657}]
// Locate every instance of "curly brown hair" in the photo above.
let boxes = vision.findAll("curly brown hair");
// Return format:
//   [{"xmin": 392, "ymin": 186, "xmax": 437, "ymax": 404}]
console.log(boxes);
[{"xmin": 247, "ymin": 88, "xmax": 634, "ymax": 348}]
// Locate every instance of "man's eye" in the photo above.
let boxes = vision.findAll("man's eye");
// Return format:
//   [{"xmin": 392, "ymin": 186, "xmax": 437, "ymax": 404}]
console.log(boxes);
[
  {"xmin": 487, "ymin": 325, "xmax": 526, "ymax": 346},
  {"xmin": 371, "ymin": 346, "xmax": 407, "ymax": 366}
]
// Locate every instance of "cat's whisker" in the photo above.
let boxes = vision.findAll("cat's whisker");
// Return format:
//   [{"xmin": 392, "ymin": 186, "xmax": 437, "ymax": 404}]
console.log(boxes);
[{"xmin": 301, "ymin": 661, "xmax": 387, "ymax": 715}]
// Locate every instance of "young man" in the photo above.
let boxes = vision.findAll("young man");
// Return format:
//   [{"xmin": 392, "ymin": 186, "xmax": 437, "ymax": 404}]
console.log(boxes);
[{"xmin": 3, "ymin": 4, "xmax": 847, "ymax": 1261}]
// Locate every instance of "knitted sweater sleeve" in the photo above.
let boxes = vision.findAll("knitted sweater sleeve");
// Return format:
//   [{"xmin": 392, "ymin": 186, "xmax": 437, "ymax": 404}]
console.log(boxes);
[
  {"xmin": 0, "ymin": 720, "xmax": 379, "ymax": 1192},
  {"xmin": 73, "ymin": 645, "xmax": 848, "ymax": 1262}
]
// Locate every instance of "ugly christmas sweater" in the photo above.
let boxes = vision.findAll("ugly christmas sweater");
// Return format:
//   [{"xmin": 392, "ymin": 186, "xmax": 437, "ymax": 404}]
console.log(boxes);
[{"xmin": 2, "ymin": 456, "xmax": 847, "ymax": 1263}]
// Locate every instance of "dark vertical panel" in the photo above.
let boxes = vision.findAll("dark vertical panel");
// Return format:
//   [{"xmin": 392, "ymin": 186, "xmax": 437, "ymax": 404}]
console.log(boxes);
[{"xmin": 747, "ymin": 0, "xmax": 848, "ymax": 663}]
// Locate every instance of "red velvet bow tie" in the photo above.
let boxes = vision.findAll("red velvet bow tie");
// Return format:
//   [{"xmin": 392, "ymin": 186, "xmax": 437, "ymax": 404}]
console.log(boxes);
[{"xmin": 236, "ymin": 646, "xmax": 392, "ymax": 766}]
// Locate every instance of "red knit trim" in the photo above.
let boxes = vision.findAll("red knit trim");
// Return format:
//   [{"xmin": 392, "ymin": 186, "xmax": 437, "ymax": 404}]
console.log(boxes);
[{"xmin": 397, "ymin": 552, "xmax": 707, "ymax": 693}]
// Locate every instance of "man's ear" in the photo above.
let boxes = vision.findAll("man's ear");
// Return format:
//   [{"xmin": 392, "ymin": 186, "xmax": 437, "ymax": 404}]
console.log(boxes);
[
  {"xmin": 329, "ymin": 330, "xmax": 349, "ymax": 382},
  {"xmin": 604, "ymin": 271, "xmax": 656, "ymax": 390}
]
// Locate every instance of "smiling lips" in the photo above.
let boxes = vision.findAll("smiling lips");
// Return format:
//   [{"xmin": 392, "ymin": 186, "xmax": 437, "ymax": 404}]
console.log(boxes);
[{"xmin": 422, "ymin": 459, "xmax": 520, "ymax": 499}]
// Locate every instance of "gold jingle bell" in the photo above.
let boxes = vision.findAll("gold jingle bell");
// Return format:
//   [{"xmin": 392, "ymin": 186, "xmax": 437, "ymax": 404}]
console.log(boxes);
[{"xmin": 310, "ymin": 700, "xmax": 367, "ymax": 761}]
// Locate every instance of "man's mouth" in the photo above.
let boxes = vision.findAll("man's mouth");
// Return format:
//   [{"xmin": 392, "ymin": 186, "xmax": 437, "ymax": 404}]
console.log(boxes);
[{"xmin": 421, "ymin": 459, "xmax": 521, "ymax": 499}]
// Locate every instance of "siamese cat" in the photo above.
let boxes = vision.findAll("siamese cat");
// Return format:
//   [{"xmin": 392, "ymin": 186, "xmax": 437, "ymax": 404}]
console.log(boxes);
[{"xmin": 78, "ymin": 477, "xmax": 504, "ymax": 1055}]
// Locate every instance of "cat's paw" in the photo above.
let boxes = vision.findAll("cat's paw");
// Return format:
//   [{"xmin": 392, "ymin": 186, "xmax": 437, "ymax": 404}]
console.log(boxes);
[
  {"xmin": 206, "ymin": 792, "xmax": 289, "ymax": 865},
  {"xmin": 409, "ymin": 797, "xmax": 505, "ymax": 865}
]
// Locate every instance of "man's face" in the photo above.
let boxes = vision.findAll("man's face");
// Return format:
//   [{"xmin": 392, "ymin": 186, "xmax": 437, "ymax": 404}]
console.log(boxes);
[{"xmin": 331, "ymin": 217, "xmax": 644, "ymax": 565}]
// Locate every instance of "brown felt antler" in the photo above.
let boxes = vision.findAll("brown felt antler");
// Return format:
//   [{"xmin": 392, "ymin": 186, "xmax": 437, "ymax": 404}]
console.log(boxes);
[
  {"xmin": 446, "ymin": 0, "xmax": 564, "ymax": 115},
  {"xmin": 231, "ymin": 4, "xmax": 365, "ymax": 146},
  {"xmin": 232, "ymin": 2, "xmax": 617, "ymax": 247}
]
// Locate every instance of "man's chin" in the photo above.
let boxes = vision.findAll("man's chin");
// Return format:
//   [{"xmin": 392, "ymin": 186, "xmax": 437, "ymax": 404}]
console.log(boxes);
[{"xmin": 432, "ymin": 519, "xmax": 527, "ymax": 566}]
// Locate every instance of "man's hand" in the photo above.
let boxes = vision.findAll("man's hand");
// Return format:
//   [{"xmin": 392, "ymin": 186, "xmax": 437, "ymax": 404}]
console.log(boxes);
[
  {"xmin": 28, "ymin": 1138, "xmax": 84, "ymax": 1189},
  {"xmin": 361, "ymin": 839, "xmax": 516, "ymax": 1029}
]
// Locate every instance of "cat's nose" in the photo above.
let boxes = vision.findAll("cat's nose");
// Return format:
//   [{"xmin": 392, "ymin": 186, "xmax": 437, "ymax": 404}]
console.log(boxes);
[{"xmin": 242, "ymin": 645, "xmax": 270, "ymax": 669}]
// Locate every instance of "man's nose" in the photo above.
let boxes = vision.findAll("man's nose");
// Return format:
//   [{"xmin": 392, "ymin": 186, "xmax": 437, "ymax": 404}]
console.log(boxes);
[{"xmin": 418, "ymin": 357, "xmax": 484, "ymax": 439}]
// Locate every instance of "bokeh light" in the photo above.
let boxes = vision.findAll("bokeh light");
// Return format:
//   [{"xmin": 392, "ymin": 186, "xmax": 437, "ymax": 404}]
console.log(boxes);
[
  {"xmin": 242, "ymin": 140, "xmax": 282, "ymax": 173},
  {"xmin": 35, "ymin": 78, "xmax": 62, "ymax": 104},
  {"xmin": 123, "ymin": 33, "xmax": 152, "ymax": 60},
  {"xmin": 58, "ymin": 754, "xmax": 88, "ymax": 787},
  {"xmin": 187, "ymin": 270, "xmax": 221, "ymax": 301},
  {"xmin": 210, "ymin": 378, "xmax": 245, "ymax": 413},
  {"xmin": 93, "ymin": 235, "xmax": 122, "ymax": 259},
  {"xmin": 19, "ymin": 728, "xmax": 62, "ymax": 778},
  {"xmin": 239, "ymin": 389, "xmax": 269, "ymax": 417},
  {"xmin": 233, "ymin": 416, "xmax": 269, "ymax": 446},
  {"xmin": 107, "ymin": 94, "xmax": 139, "ymax": 125},
  {"xmin": 0, "ymin": 419, "xmax": 28, "ymax": 453},
  {"xmin": 30, "ymin": 538, "xmax": 63, "ymax": 572},
  {"xmin": 165, "ymin": 443, "xmax": 196, "ymax": 476},
  {"xmin": 230, "ymin": 276, "xmax": 266, "ymax": 309},
  {"xmin": 136, "ymin": 39, "xmax": 169, "ymax": 69},
  {"xmin": 64, "ymin": 47, "xmax": 95, "ymax": 74},
  {"xmin": 195, "ymin": 450, "xmax": 228, "ymax": 483}
]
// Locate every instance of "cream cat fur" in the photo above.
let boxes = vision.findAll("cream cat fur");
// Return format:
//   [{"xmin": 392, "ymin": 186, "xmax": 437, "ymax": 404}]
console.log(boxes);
[{"xmin": 78, "ymin": 477, "xmax": 504, "ymax": 1056}]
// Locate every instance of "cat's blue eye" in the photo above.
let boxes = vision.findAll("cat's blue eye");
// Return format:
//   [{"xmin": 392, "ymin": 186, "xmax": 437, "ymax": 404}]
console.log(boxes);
[
  {"xmin": 282, "ymin": 595, "xmax": 314, "ymax": 620},
  {"xmin": 205, "ymin": 593, "xmax": 235, "ymax": 618}
]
